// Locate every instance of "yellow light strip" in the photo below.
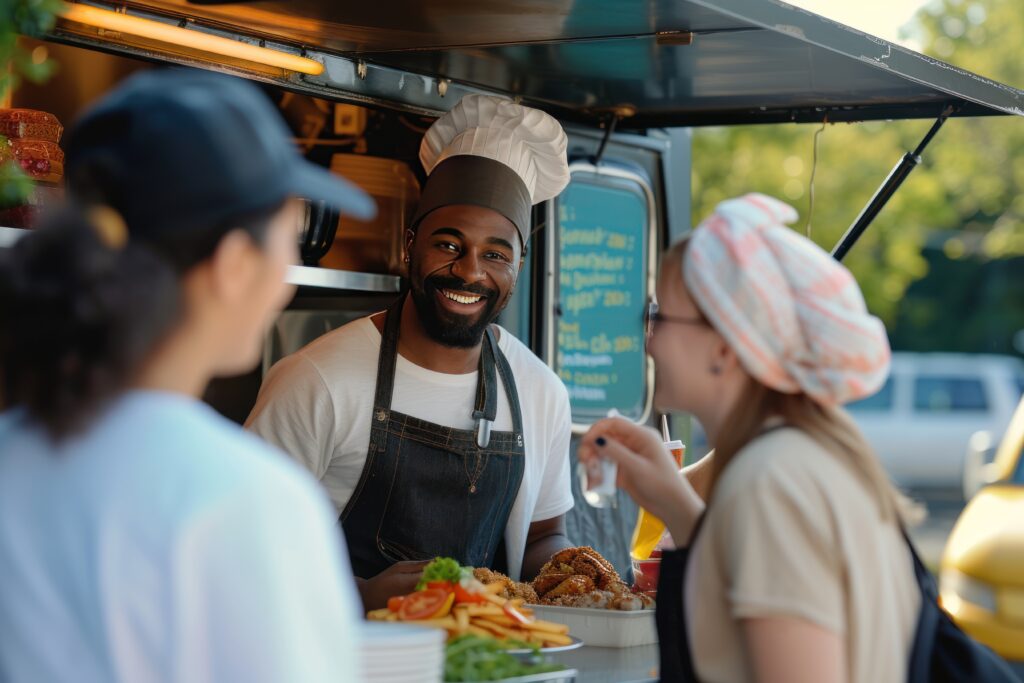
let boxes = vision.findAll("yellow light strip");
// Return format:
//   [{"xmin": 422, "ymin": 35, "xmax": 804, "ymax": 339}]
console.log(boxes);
[{"xmin": 60, "ymin": 3, "xmax": 324, "ymax": 76}]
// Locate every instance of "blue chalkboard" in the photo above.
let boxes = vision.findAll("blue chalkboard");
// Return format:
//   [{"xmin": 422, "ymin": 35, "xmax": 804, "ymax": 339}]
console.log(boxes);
[{"xmin": 553, "ymin": 169, "xmax": 651, "ymax": 424}]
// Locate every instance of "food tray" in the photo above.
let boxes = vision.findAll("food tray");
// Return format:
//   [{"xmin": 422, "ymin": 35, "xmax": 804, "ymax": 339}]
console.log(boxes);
[
  {"xmin": 526, "ymin": 605, "xmax": 657, "ymax": 648},
  {"xmin": 460, "ymin": 669, "xmax": 577, "ymax": 683}
]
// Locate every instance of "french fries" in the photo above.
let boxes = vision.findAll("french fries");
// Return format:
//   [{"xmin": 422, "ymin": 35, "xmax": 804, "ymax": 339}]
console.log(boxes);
[{"xmin": 367, "ymin": 582, "xmax": 573, "ymax": 648}]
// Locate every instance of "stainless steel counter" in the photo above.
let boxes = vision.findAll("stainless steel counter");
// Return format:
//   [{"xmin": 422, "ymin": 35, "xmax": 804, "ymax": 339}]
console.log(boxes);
[{"xmin": 549, "ymin": 644, "xmax": 659, "ymax": 683}]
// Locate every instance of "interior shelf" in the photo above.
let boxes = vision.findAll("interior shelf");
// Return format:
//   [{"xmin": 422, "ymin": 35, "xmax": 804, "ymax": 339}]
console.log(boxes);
[{"xmin": 0, "ymin": 226, "xmax": 400, "ymax": 294}]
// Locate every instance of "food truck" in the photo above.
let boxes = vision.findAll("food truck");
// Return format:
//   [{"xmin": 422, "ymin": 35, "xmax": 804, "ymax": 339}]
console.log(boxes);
[{"xmin": 3, "ymin": 1, "xmax": 1023, "ymax": 679}]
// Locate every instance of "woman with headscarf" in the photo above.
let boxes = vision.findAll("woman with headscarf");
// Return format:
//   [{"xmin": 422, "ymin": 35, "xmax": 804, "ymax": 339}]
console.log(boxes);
[{"xmin": 579, "ymin": 194, "xmax": 919, "ymax": 683}]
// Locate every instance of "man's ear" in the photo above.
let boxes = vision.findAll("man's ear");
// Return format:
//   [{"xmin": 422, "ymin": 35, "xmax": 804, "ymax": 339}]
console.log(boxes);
[
  {"xmin": 404, "ymin": 228, "xmax": 416, "ymax": 254},
  {"xmin": 207, "ymin": 229, "xmax": 258, "ymax": 303}
]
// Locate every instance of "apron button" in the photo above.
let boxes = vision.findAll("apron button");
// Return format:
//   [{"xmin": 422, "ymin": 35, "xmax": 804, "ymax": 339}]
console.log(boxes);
[{"xmin": 375, "ymin": 409, "xmax": 387, "ymax": 422}]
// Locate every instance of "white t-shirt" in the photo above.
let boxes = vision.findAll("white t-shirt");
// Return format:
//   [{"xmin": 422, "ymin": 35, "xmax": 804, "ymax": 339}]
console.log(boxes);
[
  {"xmin": 246, "ymin": 316, "xmax": 574, "ymax": 580},
  {"xmin": 0, "ymin": 392, "xmax": 363, "ymax": 683}
]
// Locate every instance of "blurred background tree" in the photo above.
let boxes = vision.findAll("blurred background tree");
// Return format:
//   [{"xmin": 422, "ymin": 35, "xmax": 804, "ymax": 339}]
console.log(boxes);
[
  {"xmin": 1, "ymin": 0, "xmax": 60, "ymax": 207},
  {"xmin": 691, "ymin": 0, "xmax": 1024, "ymax": 357}
]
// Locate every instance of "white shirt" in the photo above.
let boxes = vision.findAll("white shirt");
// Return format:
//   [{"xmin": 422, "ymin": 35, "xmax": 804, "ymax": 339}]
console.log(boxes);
[
  {"xmin": 246, "ymin": 316, "xmax": 574, "ymax": 580},
  {"xmin": 0, "ymin": 392, "xmax": 363, "ymax": 683}
]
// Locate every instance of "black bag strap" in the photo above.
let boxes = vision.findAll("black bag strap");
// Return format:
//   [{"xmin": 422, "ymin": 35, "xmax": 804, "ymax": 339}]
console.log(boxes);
[
  {"xmin": 901, "ymin": 521, "xmax": 1022, "ymax": 682},
  {"xmin": 900, "ymin": 525, "xmax": 941, "ymax": 677}
]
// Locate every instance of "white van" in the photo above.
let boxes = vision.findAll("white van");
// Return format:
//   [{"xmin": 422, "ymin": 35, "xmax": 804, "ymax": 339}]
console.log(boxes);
[{"xmin": 848, "ymin": 353, "xmax": 1024, "ymax": 497}]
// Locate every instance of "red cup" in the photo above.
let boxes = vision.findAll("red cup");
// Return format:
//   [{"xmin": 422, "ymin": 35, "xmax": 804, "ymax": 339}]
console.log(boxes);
[{"xmin": 631, "ymin": 556, "xmax": 661, "ymax": 594}]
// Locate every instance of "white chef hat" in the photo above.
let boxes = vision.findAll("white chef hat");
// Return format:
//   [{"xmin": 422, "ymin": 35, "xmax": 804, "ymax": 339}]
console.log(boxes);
[{"xmin": 412, "ymin": 94, "xmax": 570, "ymax": 245}]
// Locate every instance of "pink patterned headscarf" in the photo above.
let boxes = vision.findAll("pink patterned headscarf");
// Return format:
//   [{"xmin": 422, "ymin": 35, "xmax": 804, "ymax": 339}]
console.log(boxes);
[{"xmin": 682, "ymin": 193, "xmax": 890, "ymax": 406}]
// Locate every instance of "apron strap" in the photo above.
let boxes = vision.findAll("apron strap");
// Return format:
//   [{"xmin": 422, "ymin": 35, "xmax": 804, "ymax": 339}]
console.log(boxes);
[
  {"xmin": 491, "ymin": 329, "xmax": 525, "ymax": 436},
  {"xmin": 472, "ymin": 328, "xmax": 500, "ymax": 447},
  {"xmin": 373, "ymin": 298, "xmax": 521, "ymax": 445},
  {"xmin": 372, "ymin": 296, "xmax": 406, "ymax": 412},
  {"xmin": 473, "ymin": 328, "xmax": 499, "ymax": 423}
]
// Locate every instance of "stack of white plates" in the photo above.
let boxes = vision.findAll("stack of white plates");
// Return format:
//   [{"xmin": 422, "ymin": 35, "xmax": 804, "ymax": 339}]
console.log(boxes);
[{"xmin": 358, "ymin": 621, "xmax": 445, "ymax": 683}]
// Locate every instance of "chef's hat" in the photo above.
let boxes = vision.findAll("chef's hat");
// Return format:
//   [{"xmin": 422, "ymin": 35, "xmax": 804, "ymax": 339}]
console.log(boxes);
[{"xmin": 412, "ymin": 94, "xmax": 570, "ymax": 245}]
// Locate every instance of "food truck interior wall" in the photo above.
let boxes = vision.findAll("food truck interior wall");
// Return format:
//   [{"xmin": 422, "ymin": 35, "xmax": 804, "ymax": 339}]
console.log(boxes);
[{"xmin": 15, "ymin": 38, "xmax": 692, "ymax": 577}]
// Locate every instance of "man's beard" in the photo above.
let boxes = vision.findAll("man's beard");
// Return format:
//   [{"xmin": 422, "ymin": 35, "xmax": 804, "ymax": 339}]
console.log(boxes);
[{"xmin": 409, "ymin": 270, "xmax": 502, "ymax": 348}]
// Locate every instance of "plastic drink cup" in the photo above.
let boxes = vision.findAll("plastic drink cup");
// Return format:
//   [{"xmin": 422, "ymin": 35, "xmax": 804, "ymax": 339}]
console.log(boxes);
[
  {"xmin": 580, "ymin": 408, "xmax": 622, "ymax": 508},
  {"xmin": 629, "ymin": 440, "xmax": 685, "ymax": 560},
  {"xmin": 579, "ymin": 456, "xmax": 618, "ymax": 508}
]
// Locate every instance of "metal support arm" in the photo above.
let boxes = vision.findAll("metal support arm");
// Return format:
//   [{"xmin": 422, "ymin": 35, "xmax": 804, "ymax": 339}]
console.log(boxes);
[{"xmin": 831, "ymin": 103, "xmax": 960, "ymax": 261}]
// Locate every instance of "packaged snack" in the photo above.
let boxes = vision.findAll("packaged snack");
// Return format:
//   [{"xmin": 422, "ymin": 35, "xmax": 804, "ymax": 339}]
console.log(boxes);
[
  {"xmin": 0, "ymin": 139, "xmax": 65, "ymax": 181},
  {"xmin": 0, "ymin": 109, "xmax": 64, "ymax": 143}
]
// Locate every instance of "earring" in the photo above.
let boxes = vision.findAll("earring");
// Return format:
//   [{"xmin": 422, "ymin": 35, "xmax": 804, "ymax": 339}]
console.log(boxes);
[{"xmin": 710, "ymin": 365, "xmax": 722, "ymax": 376}]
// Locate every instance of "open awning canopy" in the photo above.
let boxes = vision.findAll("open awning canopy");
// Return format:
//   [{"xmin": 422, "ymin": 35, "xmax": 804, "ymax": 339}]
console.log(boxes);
[{"xmin": 80, "ymin": 0, "xmax": 1024, "ymax": 128}]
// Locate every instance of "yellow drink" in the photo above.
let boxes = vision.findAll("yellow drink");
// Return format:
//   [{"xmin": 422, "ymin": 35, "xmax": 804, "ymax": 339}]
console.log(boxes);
[{"xmin": 630, "ymin": 440, "xmax": 685, "ymax": 560}]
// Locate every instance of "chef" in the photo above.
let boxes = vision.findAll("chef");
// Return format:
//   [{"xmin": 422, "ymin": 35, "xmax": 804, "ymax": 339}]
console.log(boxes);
[{"xmin": 247, "ymin": 95, "xmax": 575, "ymax": 609}]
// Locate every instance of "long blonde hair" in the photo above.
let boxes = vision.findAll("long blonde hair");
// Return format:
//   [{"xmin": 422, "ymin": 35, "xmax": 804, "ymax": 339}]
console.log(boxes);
[{"xmin": 664, "ymin": 239, "xmax": 900, "ymax": 521}]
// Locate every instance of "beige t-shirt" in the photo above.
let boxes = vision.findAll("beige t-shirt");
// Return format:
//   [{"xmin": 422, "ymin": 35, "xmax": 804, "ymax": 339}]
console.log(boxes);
[{"xmin": 684, "ymin": 427, "xmax": 920, "ymax": 683}]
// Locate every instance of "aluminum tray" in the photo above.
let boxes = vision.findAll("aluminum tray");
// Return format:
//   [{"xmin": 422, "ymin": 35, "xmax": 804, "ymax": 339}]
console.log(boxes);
[{"xmin": 526, "ymin": 605, "xmax": 657, "ymax": 648}]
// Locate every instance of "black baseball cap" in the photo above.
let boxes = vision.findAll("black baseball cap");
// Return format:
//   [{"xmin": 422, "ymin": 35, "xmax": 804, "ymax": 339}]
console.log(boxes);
[{"xmin": 64, "ymin": 68, "xmax": 375, "ymax": 238}]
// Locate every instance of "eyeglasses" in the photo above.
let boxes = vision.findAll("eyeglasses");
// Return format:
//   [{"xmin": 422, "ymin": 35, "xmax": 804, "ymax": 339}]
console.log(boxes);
[{"xmin": 644, "ymin": 300, "xmax": 706, "ymax": 338}]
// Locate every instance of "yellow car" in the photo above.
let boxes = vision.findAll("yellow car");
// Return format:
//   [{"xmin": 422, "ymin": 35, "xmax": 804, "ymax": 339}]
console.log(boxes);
[{"xmin": 940, "ymin": 395, "xmax": 1024, "ymax": 661}]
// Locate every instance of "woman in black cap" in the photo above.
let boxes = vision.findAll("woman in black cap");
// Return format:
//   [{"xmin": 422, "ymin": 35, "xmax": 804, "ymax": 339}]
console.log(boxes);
[{"xmin": 0, "ymin": 69, "xmax": 374, "ymax": 682}]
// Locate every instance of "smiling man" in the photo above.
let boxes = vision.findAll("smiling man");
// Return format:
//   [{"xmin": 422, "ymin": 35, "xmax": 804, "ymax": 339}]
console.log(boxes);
[{"xmin": 246, "ymin": 95, "xmax": 575, "ymax": 609}]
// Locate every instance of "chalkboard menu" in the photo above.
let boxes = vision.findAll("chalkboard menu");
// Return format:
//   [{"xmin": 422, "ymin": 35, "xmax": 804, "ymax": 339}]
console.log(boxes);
[{"xmin": 553, "ymin": 166, "xmax": 653, "ymax": 425}]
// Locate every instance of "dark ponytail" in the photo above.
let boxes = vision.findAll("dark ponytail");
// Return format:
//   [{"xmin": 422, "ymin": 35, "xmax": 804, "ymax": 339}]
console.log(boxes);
[
  {"xmin": 0, "ymin": 199, "xmax": 283, "ymax": 439},
  {"xmin": 0, "ymin": 209, "xmax": 180, "ymax": 439}
]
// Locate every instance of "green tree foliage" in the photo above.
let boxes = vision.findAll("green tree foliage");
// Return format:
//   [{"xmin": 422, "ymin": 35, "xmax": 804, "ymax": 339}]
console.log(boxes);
[{"xmin": 691, "ymin": 0, "xmax": 1024, "ymax": 331}]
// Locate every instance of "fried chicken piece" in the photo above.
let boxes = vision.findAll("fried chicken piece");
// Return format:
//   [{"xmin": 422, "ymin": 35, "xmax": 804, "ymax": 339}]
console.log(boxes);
[
  {"xmin": 531, "ymin": 546, "xmax": 655, "ymax": 610},
  {"xmin": 610, "ymin": 594, "xmax": 646, "ymax": 611},
  {"xmin": 537, "ymin": 559, "xmax": 575, "ymax": 577},
  {"xmin": 546, "ymin": 589, "xmax": 613, "ymax": 608},
  {"xmin": 533, "ymin": 572, "xmax": 574, "ymax": 596},
  {"xmin": 510, "ymin": 581, "xmax": 539, "ymax": 604},
  {"xmin": 473, "ymin": 567, "xmax": 513, "ymax": 594},
  {"xmin": 472, "ymin": 567, "xmax": 537, "ymax": 602},
  {"xmin": 546, "ymin": 546, "xmax": 624, "ymax": 591},
  {"xmin": 546, "ymin": 575, "xmax": 595, "ymax": 599}
]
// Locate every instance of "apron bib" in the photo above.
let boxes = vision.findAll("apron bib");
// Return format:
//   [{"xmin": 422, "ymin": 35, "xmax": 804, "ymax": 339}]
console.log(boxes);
[{"xmin": 341, "ymin": 296, "xmax": 526, "ymax": 578}]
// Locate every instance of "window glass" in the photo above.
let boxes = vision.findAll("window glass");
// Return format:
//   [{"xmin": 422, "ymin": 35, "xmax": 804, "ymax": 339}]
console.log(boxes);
[
  {"xmin": 913, "ymin": 376, "xmax": 988, "ymax": 413},
  {"xmin": 847, "ymin": 376, "xmax": 894, "ymax": 411}
]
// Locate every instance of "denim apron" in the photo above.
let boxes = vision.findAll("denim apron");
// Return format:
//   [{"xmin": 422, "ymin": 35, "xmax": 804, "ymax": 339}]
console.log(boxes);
[{"xmin": 340, "ymin": 296, "xmax": 526, "ymax": 578}]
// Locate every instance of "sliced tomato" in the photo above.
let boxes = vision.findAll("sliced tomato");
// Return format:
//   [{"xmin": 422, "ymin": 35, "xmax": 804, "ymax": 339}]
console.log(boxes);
[
  {"xmin": 453, "ymin": 583, "xmax": 487, "ymax": 604},
  {"xmin": 502, "ymin": 602, "xmax": 533, "ymax": 625},
  {"xmin": 398, "ymin": 588, "xmax": 454, "ymax": 620},
  {"xmin": 387, "ymin": 595, "xmax": 406, "ymax": 612},
  {"xmin": 425, "ymin": 580, "xmax": 456, "ymax": 592}
]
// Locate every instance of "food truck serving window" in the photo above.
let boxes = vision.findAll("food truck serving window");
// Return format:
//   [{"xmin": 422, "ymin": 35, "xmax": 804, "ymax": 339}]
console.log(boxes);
[{"xmin": 550, "ymin": 162, "xmax": 655, "ymax": 428}]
